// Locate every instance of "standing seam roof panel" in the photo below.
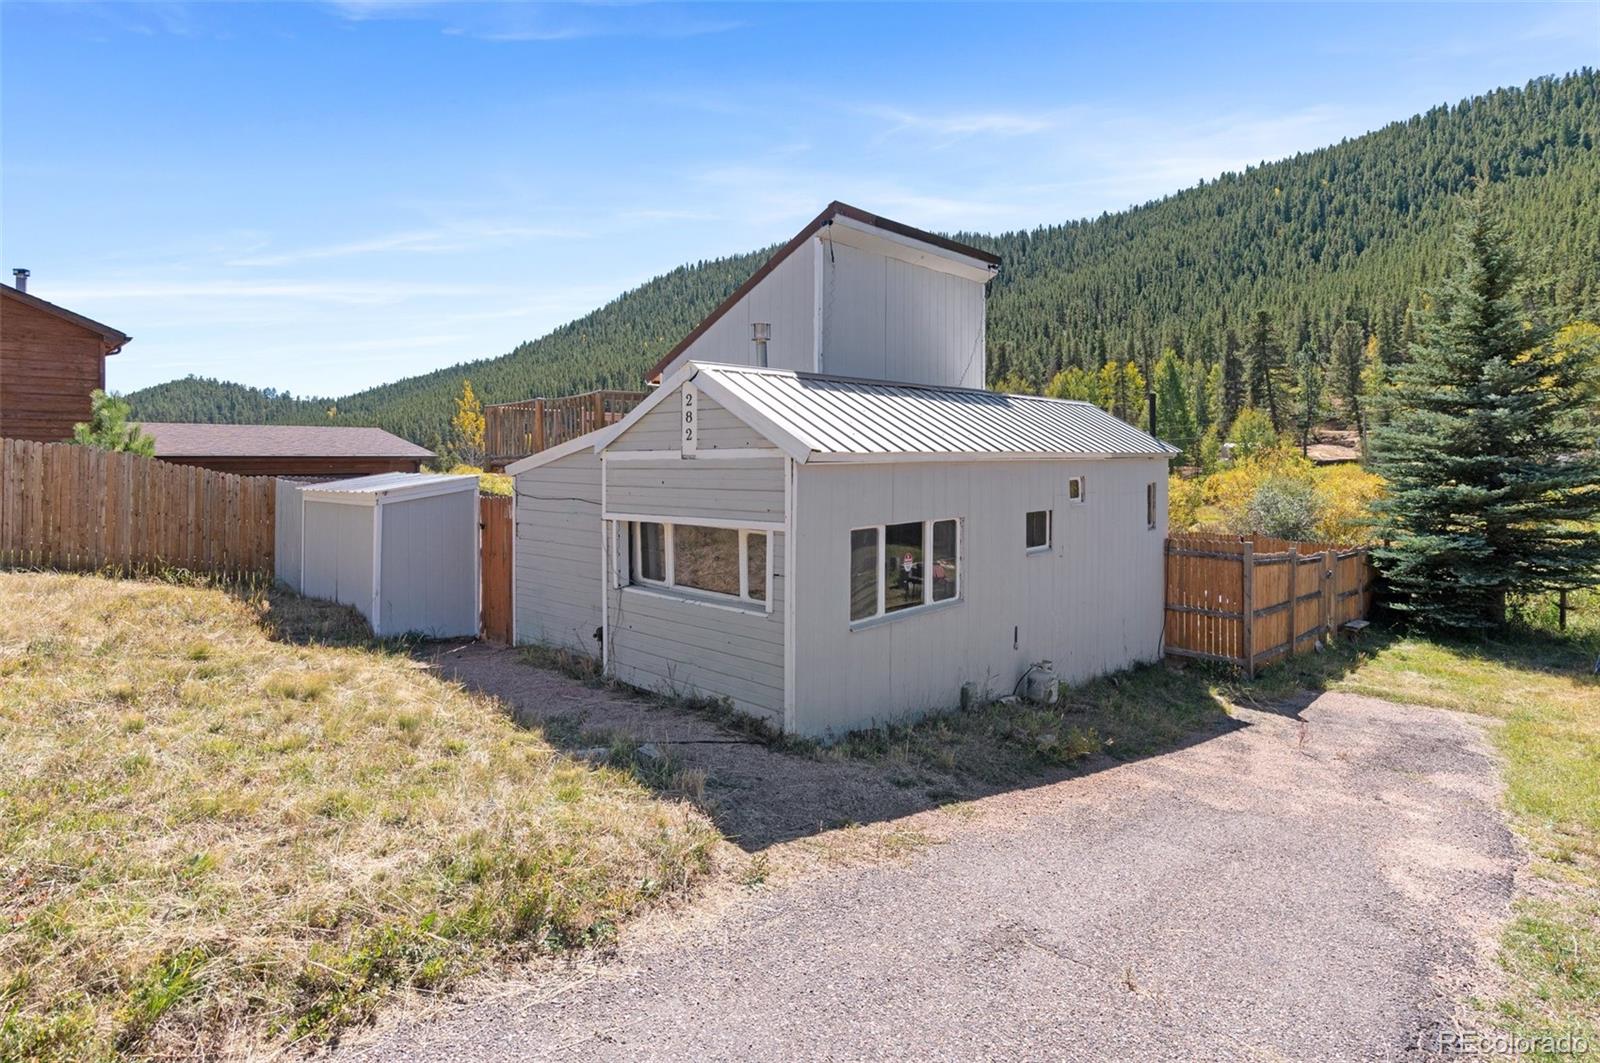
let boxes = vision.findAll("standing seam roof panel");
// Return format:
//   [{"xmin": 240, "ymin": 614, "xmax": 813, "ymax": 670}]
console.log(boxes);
[{"xmin": 691, "ymin": 364, "xmax": 1179, "ymax": 459}]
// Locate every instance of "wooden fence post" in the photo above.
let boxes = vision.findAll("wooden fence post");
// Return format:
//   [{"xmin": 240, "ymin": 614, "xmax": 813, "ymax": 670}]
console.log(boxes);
[
  {"xmin": 533, "ymin": 398, "xmax": 546, "ymax": 454},
  {"xmin": 1323, "ymin": 547, "xmax": 1336, "ymax": 639},
  {"xmin": 1241, "ymin": 537, "xmax": 1256, "ymax": 678}
]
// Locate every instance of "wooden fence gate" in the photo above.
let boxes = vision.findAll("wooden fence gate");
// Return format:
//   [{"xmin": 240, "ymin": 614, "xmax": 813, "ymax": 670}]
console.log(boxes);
[
  {"xmin": 479, "ymin": 494, "xmax": 513, "ymax": 643},
  {"xmin": 1164, "ymin": 533, "xmax": 1375, "ymax": 675}
]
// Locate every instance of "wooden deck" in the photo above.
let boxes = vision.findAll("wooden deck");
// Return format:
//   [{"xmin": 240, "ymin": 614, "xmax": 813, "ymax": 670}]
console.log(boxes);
[{"xmin": 484, "ymin": 390, "xmax": 646, "ymax": 469}]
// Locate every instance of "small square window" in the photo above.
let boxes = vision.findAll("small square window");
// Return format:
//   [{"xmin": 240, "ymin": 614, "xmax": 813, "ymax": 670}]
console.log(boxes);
[
  {"xmin": 1025, "ymin": 510, "xmax": 1052, "ymax": 552},
  {"xmin": 1067, "ymin": 477, "xmax": 1085, "ymax": 502}
]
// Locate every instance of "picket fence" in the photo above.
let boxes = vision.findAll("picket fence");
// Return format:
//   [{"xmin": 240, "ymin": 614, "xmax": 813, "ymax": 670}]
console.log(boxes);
[{"xmin": 0, "ymin": 438, "xmax": 276, "ymax": 577}]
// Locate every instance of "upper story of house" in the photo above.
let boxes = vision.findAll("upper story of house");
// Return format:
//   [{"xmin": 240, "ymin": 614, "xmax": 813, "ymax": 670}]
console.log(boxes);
[
  {"xmin": 647, "ymin": 202, "xmax": 1000, "ymax": 390},
  {"xmin": 0, "ymin": 273, "xmax": 132, "ymax": 443}
]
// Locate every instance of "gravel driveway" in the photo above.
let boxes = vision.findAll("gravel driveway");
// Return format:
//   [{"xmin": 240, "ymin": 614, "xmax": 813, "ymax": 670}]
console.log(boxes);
[{"xmin": 335, "ymin": 659, "xmax": 1519, "ymax": 1062}]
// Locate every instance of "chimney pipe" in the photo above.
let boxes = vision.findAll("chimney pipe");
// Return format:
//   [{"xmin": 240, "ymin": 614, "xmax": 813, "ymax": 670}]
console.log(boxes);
[
  {"xmin": 751, "ymin": 322, "xmax": 771, "ymax": 368},
  {"xmin": 1147, "ymin": 389, "xmax": 1157, "ymax": 434},
  {"xmin": 12, "ymin": 268, "xmax": 28, "ymax": 294}
]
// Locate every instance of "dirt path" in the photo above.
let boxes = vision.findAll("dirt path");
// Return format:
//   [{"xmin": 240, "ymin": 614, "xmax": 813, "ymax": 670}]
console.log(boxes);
[{"xmin": 336, "ymin": 658, "xmax": 1519, "ymax": 1061}]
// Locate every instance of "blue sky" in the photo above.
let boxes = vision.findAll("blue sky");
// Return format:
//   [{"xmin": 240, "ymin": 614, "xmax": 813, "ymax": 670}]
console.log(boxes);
[{"xmin": 3, "ymin": 2, "xmax": 1595, "ymax": 397}]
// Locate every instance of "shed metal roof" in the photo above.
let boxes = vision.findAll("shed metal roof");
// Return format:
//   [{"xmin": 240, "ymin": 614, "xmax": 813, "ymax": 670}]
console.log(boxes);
[
  {"xmin": 682, "ymin": 363, "xmax": 1179, "ymax": 463},
  {"xmin": 299, "ymin": 471, "xmax": 477, "ymax": 504}
]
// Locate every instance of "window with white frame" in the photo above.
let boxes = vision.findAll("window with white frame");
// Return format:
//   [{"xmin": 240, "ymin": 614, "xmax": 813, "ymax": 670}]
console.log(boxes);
[
  {"xmin": 848, "ymin": 518, "xmax": 959, "ymax": 623},
  {"xmin": 1067, "ymin": 476, "xmax": 1085, "ymax": 503},
  {"xmin": 1025, "ymin": 509, "xmax": 1052, "ymax": 552},
  {"xmin": 1146, "ymin": 482, "xmax": 1158, "ymax": 530},
  {"xmin": 630, "ymin": 521, "xmax": 768, "ymax": 604}
]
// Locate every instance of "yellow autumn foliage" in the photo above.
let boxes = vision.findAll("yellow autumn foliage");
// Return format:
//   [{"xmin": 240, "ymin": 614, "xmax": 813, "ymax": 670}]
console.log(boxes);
[{"xmin": 1172, "ymin": 442, "xmax": 1385, "ymax": 544}]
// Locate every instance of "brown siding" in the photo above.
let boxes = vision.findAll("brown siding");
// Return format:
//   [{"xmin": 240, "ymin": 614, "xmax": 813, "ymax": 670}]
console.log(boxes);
[
  {"xmin": 155, "ymin": 455, "xmax": 424, "ymax": 477},
  {"xmin": 0, "ymin": 298, "xmax": 108, "ymax": 442}
]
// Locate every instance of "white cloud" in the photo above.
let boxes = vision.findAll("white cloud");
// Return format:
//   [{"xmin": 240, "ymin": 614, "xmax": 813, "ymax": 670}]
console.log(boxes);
[
  {"xmin": 48, "ymin": 279, "xmax": 501, "ymax": 305},
  {"xmin": 226, "ymin": 221, "xmax": 587, "ymax": 267},
  {"xmin": 856, "ymin": 104, "xmax": 1057, "ymax": 139}
]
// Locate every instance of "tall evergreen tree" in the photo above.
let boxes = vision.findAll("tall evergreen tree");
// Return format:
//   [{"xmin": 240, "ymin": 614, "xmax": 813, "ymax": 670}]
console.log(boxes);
[
  {"xmin": 1220, "ymin": 328, "xmax": 1245, "ymax": 432},
  {"xmin": 1372, "ymin": 192, "xmax": 1600, "ymax": 631},
  {"xmin": 1153, "ymin": 351, "xmax": 1198, "ymax": 462},
  {"xmin": 1244, "ymin": 310, "xmax": 1285, "ymax": 429},
  {"xmin": 1287, "ymin": 344, "xmax": 1326, "ymax": 455},
  {"xmin": 1331, "ymin": 319, "xmax": 1367, "ymax": 443}
]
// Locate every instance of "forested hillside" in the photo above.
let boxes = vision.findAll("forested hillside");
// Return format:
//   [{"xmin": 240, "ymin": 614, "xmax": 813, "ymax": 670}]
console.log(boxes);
[{"xmin": 126, "ymin": 71, "xmax": 1600, "ymax": 447}]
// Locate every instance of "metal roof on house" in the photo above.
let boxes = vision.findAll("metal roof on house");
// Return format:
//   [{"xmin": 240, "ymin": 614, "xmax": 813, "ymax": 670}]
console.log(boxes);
[
  {"xmin": 139, "ymin": 422, "xmax": 433, "ymax": 459},
  {"xmin": 685, "ymin": 363, "xmax": 1180, "ymax": 462}
]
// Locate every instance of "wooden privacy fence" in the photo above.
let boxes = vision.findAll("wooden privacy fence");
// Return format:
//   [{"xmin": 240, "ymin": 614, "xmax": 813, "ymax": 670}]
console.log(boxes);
[
  {"xmin": 1, "ymin": 438, "xmax": 276, "ymax": 577},
  {"xmin": 1164, "ymin": 533, "xmax": 1375, "ymax": 675}
]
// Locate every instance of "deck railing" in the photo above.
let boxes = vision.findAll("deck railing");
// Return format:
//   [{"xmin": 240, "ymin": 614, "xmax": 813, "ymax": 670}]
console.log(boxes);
[{"xmin": 485, "ymin": 390, "xmax": 647, "ymax": 468}]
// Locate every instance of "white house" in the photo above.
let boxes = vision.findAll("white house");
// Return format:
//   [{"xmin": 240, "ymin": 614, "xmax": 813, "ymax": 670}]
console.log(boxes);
[{"xmin": 510, "ymin": 204, "xmax": 1176, "ymax": 738}]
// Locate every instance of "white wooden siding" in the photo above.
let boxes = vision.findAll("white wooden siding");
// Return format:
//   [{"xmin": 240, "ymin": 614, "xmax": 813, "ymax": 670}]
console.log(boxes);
[
  {"xmin": 605, "ymin": 530, "xmax": 787, "ymax": 725},
  {"xmin": 608, "ymin": 384, "xmax": 772, "ymax": 452},
  {"xmin": 606, "ymin": 458, "xmax": 785, "ymax": 525},
  {"xmin": 789, "ymin": 457, "xmax": 1167, "ymax": 737},
  {"xmin": 820, "ymin": 238, "xmax": 986, "ymax": 389},
  {"xmin": 513, "ymin": 448, "xmax": 604, "ymax": 656},
  {"xmin": 658, "ymin": 238, "xmax": 817, "ymax": 380}
]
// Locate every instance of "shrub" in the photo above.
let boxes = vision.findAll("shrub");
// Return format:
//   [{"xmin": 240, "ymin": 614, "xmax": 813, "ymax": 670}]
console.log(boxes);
[{"xmin": 1245, "ymin": 475, "xmax": 1320, "ymax": 540}]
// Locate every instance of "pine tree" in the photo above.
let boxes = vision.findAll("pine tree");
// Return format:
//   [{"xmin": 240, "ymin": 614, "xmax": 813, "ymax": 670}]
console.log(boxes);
[
  {"xmin": 1244, "ymin": 310, "xmax": 1285, "ymax": 429},
  {"xmin": 1288, "ymin": 344, "xmax": 1326, "ymax": 455},
  {"xmin": 1153, "ymin": 350, "xmax": 1198, "ymax": 462},
  {"xmin": 1331, "ymin": 320, "xmax": 1366, "ymax": 443},
  {"xmin": 1220, "ymin": 329, "xmax": 1245, "ymax": 432},
  {"xmin": 1371, "ymin": 192, "xmax": 1600, "ymax": 631},
  {"xmin": 73, "ymin": 390, "xmax": 155, "ymax": 456}
]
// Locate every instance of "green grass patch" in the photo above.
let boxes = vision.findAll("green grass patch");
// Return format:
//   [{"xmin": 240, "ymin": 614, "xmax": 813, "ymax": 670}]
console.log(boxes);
[{"xmin": 0, "ymin": 572, "xmax": 717, "ymax": 1061}]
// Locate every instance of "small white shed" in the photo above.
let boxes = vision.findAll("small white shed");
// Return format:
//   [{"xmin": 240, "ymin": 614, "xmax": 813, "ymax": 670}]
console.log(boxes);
[{"xmin": 291, "ymin": 472, "xmax": 479, "ymax": 639}]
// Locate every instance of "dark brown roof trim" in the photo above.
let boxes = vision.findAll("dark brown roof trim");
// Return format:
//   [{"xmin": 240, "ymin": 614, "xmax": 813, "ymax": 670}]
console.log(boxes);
[
  {"xmin": 1, "ymin": 283, "xmax": 132, "ymax": 354},
  {"xmin": 645, "ymin": 201, "xmax": 999, "ymax": 382}
]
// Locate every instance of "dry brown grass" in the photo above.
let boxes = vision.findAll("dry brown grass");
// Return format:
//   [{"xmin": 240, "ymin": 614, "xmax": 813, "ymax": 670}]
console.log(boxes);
[{"xmin": 0, "ymin": 571, "xmax": 717, "ymax": 1062}]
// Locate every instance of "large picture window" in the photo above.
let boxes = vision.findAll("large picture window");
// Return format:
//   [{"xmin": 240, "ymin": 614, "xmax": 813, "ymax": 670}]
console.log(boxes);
[
  {"xmin": 631, "ymin": 521, "xmax": 769, "ymax": 606},
  {"xmin": 848, "ymin": 518, "xmax": 960, "ymax": 624}
]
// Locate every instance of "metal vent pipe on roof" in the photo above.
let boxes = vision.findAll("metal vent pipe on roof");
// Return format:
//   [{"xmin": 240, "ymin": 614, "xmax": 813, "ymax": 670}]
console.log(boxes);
[
  {"xmin": 12, "ymin": 268, "xmax": 28, "ymax": 293},
  {"xmin": 751, "ymin": 322, "xmax": 771, "ymax": 367}
]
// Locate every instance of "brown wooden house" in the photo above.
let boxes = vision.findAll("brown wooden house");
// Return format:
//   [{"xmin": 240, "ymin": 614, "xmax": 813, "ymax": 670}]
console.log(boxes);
[
  {"xmin": 1, "ymin": 278, "xmax": 131, "ymax": 442},
  {"xmin": 137, "ymin": 422, "xmax": 433, "ymax": 478}
]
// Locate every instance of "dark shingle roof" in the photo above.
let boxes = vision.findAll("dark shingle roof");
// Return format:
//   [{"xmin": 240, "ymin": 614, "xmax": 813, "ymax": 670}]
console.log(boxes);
[{"xmin": 138, "ymin": 422, "xmax": 433, "ymax": 459}]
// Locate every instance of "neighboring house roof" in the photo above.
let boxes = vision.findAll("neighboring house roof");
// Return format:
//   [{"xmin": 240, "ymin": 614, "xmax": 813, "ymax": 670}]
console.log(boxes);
[
  {"xmin": 645, "ymin": 201, "xmax": 1001, "ymax": 383},
  {"xmin": 138, "ymin": 422, "xmax": 433, "ymax": 459},
  {"xmin": 617, "ymin": 362, "xmax": 1180, "ymax": 464},
  {"xmin": 1, "ymin": 283, "xmax": 132, "ymax": 354}
]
